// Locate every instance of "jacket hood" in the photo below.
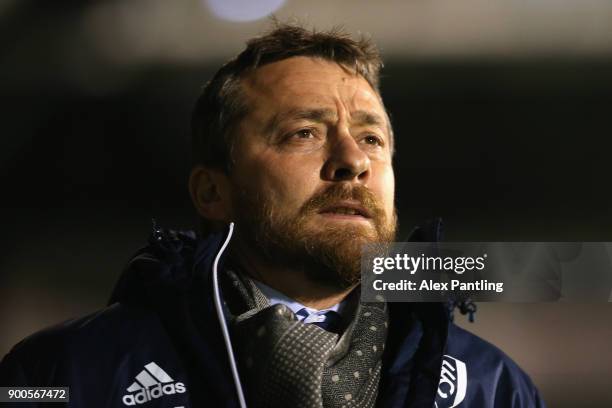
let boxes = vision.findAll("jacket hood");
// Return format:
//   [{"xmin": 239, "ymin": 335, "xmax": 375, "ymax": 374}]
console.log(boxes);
[{"xmin": 108, "ymin": 227, "xmax": 227, "ymax": 306}]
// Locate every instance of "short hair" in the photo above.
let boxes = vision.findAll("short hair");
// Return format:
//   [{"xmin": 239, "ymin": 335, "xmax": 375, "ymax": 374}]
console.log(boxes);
[{"xmin": 191, "ymin": 22, "xmax": 385, "ymax": 172}]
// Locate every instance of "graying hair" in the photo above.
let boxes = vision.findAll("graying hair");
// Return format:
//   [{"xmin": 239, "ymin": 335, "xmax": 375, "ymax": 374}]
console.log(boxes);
[{"xmin": 191, "ymin": 22, "xmax": 386, "ymax": 172}]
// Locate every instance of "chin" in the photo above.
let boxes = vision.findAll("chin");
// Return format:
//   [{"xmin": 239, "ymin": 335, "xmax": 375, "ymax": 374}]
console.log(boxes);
[{"xmin": 309, "ymin": 219, "xmax": 376, "ymax": 237}]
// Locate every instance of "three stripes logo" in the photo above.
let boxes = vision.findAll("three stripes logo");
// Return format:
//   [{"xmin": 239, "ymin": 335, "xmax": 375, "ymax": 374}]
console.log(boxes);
[{"xmin": 122, "ymin": 362, "xmax": 187, "ymax": 406}]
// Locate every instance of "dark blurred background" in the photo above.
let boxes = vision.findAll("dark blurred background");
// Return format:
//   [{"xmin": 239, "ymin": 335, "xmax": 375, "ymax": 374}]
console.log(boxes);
[{"xmin": 1, "ymin": 1, "xmax": 612, "ymax": 406}]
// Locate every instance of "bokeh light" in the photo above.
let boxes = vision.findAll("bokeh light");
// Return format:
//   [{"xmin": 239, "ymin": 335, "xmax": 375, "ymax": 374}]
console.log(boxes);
[{"xmin": 205, "ymin": 0, "xmax": 286, "ymax": 22}]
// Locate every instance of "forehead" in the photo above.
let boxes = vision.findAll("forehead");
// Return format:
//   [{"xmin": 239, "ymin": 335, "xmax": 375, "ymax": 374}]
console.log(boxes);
[{"xmin": 240, "ymin": 56, "xmax": 386, "ymax": 118}]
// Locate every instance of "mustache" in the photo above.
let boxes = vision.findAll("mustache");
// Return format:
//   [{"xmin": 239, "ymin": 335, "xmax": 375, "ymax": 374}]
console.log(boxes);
[{"xmin": 300, "ymin": 183, "xmax": 386, "ymax": 221}]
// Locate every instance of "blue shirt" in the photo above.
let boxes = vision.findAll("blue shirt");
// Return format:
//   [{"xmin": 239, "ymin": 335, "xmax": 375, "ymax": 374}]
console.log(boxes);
[{"xmin": 253, "ymin": 280, "xmax": 346, "ymax": 324}]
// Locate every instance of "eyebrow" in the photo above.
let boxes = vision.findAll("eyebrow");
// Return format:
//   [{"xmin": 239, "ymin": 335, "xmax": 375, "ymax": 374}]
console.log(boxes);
[
  {"xmin": 265, "ymin": 108, "xmax": 333, "ymax": 135},
  {"xmin": 265, "ymin": 108, "xmax": 388, "ymax": 134},
  {"xmin": 351, "ymin": 110, "xmax": 387, "ymax": 129}
]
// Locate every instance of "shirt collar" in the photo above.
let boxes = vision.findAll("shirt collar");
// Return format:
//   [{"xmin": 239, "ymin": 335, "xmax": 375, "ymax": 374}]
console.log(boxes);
[{"xmin": 253, "ymin": 279, "xmax": 345, "ymax": 317}]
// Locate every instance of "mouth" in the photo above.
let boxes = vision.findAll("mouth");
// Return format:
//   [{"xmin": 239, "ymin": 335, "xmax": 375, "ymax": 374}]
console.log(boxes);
[{"xmin": 318, "ymin": 201, "xmax": 372, "ymax": 220}]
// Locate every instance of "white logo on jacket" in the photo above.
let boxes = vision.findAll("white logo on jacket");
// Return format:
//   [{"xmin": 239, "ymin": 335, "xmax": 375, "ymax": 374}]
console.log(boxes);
[
  {"xmin": 122, "ymin": 361, "xmax": 187, "ymax": 406},
  {"xmin": 434, "ymin": 355, "xmax": 467, "ymax": 408}
]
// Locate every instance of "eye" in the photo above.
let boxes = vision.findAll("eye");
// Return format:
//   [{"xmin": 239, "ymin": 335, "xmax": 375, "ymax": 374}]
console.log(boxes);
[
  {"xmin": 363, "ymin": 134, "xmax": 384, "ymax": 147},
  {"xmin": 276, "ymin": 126, "xmax": 326, "ymax": 151},
  {"xmin": 294, "ymin": 128, "xmax": 315, "ymax": 139}
]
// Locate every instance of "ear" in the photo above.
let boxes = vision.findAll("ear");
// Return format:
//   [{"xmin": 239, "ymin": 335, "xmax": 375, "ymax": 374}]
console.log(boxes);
[{"xmin": 189, "ymin": 166, "xmax": 233, "ymax": 223}]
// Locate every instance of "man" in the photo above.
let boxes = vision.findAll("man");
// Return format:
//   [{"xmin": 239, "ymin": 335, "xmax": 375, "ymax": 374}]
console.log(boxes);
[{"xmin": 0, "ymin": 24, "xmax": 544, "ymax": 407}]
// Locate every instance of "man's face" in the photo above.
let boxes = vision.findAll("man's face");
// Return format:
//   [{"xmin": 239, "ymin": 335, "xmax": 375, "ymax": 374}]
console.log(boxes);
[{"xmin": 228, "ymin": 56, "xmax": 397, "ymax": 289}]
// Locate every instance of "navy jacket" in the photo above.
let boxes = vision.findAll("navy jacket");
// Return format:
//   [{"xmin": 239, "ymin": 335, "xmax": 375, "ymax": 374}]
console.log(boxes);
[{"xmin": 0, "ymin": 224, "xmax": 545, "ymax": 407}]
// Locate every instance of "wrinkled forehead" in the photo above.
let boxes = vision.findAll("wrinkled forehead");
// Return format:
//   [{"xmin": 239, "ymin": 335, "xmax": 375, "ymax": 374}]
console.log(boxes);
[{"xmin": 240, "ymin": 56, "xmax": 388, "ymax": 124}]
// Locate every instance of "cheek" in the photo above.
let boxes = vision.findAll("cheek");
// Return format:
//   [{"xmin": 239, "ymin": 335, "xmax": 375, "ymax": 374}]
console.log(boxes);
[
  {"xmin": 374, "ymin": 164, "xmax": 395, "ymax": 214},
  {"xmin": 387, "ymin": 170, "xmax": 396, "ymax": 205},
  {"xmin": 236, "ymin": 152, "xmax": 321, "ymax": 211},
  {"xmin": 271, "ymin": 160, "xmax": 322, "ymax": 210}
]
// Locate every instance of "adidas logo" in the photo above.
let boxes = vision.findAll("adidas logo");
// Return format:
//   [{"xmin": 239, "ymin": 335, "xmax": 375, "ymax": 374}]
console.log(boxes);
[{"xmin": 122, "ymin": 362, "xmax": 187, "ymax": 406}]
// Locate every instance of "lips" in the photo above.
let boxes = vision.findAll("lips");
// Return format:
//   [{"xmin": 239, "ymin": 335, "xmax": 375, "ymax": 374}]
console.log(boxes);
[{"xmin": 318, "ymin": 201, "xmax": 372, "ymax": 219}]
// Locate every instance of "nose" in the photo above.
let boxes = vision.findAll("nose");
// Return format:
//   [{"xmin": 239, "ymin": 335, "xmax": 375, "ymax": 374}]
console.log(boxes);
[{"xmin": 321, "ymin": 129, "xmax": 371, "ymax": 183}]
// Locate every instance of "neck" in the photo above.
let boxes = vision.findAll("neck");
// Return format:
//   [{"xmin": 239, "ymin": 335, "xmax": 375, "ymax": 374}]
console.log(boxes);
[{"xmin": 227, "ymin": 241, "xmax": 356, "ymax": 310}]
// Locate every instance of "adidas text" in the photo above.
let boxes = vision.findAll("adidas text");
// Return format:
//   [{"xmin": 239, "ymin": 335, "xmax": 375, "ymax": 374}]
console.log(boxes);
[
  {"xmin": 122, "ymin": 361, "xmax": 187, "ymax": 406},
  {"xmin": 122, "ymin": 382, "xmax": 186, "ymax": 406}
]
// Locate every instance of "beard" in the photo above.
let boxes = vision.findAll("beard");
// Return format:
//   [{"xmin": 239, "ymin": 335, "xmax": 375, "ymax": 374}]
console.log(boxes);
[{"xmin": 232, "ymin": 183, "xmax": 397, "ymax": 290}]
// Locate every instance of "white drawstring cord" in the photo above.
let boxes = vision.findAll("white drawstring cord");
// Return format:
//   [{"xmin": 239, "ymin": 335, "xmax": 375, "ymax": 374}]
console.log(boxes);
[{"xmin": 211, "ymin": 222, "xmax": 247, "ymax": 408}]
